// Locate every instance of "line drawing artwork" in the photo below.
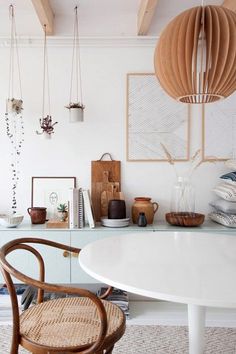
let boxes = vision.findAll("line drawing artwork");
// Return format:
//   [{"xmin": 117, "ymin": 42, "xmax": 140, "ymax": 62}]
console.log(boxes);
[
  {"xmin": 202, "ymin": 92, "xmax": 236, "ymax": 161},
  {"xmin": 127, "ymin": 73, "xmax": 190, "ymax": 161},
  {"xmin": 31, "ymin": 177, "xmax": 76, "ymax": 220}
]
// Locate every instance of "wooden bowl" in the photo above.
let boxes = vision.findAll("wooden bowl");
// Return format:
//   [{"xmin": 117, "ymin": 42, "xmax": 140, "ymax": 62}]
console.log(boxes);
[{"xmin": 165, "ymin": 212, "xmax": 205, "ymax": 227}]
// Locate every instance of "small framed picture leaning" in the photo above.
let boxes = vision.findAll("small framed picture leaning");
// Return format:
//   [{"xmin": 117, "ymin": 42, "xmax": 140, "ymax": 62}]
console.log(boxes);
[{"xmin": 31, "ymin": 176, "xmax": 76, "ymax": 220}]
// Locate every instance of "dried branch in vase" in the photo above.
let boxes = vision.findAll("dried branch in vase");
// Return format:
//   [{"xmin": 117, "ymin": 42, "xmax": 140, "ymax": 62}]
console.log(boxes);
[{"xmin": 160, "ymin": 144, "xmax": 218, "ymax": 177}]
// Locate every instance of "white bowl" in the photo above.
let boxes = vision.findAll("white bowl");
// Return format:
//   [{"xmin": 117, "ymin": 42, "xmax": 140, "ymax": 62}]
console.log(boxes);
[{"xmin": 0, "ymin": 214, "xmax": 24, "ymax": 228}]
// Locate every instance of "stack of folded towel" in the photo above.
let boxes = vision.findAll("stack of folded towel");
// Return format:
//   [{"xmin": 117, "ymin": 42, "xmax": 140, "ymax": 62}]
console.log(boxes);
[{"xmin": 209, "ymin": 171, "xmax": 236, "ymax": 227}]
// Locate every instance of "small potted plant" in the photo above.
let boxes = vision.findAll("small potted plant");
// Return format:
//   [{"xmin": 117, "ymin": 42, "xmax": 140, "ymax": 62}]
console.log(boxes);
[
  {"xmin": 57, "ymin": 203, "xmax": 68, "ymax": 222},
  {"xmin": 6, "ymin": 98, "xmax": 23, "ymax": 114},
  {"xmin": 36, "ymin": 115, "xmax": 58, "ymax": 139},
  {"xmin": 65, "ymin": 102, "xmax": 85, "ymax": 122}
]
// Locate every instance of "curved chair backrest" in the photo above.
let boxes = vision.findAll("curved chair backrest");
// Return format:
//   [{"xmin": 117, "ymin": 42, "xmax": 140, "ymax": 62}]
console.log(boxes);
[{"xmin": 0, "ymin": 237, "xmax": 108, "ymax": 354}]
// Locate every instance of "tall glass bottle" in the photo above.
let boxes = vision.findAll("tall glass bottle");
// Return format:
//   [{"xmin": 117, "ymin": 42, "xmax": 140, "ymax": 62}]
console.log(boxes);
[{"xmin": 171, "ymin": 176, "xmax": 195, "ymax": 214}]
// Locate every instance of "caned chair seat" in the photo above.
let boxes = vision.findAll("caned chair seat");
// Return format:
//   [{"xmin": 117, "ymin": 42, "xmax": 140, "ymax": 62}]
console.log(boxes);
[
  {"xmin": 20, "ymin": 296, "xmax": 125, "ymax": 351},
  {"xmin": 0, "ymin": 238, "xmax": 126, "ymax": 353}
]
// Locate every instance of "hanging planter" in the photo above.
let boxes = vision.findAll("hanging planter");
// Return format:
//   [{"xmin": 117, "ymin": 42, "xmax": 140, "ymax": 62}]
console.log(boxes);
[
  {"xmin": 65, "ymin": 102, "xmax": 85, "ymax": 122},
  {"xmin": 36, "ymin": 25, "xmax": 57, "ymax": 137},
  {"xmin": 7, "ymin": 98, "xmax": 23, "ymax": 114},
  {"xmin": 66, "ymin": 6, "xmax": 85, "ymax": 123},
  {"xmin": 4, "ymin": 5, "xmax": 24, "ymax": 214},
  {"xmin": 36, "ymin": 115, "xmax": 58, "ymax": 139}
]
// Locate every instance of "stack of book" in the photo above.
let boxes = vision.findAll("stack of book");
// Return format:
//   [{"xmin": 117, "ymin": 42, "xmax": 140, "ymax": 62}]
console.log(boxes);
[
  {"xmin": 97, "ymin": 287, "xmax": 130, "ymax": 319},
  {"xmin": 69, "ymin": 188, "xmax": 95, "ymax": 229}
]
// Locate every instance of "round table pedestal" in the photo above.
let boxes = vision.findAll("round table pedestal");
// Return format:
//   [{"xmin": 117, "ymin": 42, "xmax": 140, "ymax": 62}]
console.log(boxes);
[{"xmin": 188, "ymin": 304, "xmax": 206, "ymax": 354}]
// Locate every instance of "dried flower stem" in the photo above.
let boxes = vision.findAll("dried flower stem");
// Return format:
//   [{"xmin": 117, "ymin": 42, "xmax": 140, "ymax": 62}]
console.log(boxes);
[
  {"xmin": 160, "ymin": 143, "xmax": 218, "ymax": 178},
  {"xmin": 160, "ymin": 143, "xmax": 178, "ymax": 177}
]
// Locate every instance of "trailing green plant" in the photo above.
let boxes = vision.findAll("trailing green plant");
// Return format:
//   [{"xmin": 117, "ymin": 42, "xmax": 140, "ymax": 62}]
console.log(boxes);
[{"xmin": 57, "ymin": 203, "xmax": 68, "ymax": 212}]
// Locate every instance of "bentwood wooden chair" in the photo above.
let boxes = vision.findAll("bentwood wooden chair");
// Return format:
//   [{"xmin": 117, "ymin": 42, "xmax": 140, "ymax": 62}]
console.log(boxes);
[{"xmin": 0, "ymin": 238, "xmax": 126, "ymax": 354}]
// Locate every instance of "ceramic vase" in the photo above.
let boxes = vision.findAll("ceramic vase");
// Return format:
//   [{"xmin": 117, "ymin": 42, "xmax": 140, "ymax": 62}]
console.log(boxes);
[
  {"xmin": 132, "ymin": 197, "xmax": 158, "ymax": 224},
  {"xmin": 137, "ymin": 212, "xmax": 147, "ymax": 227}
]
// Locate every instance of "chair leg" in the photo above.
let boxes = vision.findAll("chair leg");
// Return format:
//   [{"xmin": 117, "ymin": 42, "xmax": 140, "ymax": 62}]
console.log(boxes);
[
  {"xmin": 105, "ymin": 345, "xmax": 114, "ymax": 353},
  {"xmin": 10, "ymin": 332, "xmax": 19, "ymax": 354},
  {"xmin": 10, "ymin": 344, "xmax": 19, "ymax": 354}
]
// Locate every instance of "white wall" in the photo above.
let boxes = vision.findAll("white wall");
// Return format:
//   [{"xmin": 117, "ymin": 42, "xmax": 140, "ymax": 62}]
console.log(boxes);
[{"xmin": 0, "ymin": 39, "xmax": 227, "ymax": 221}]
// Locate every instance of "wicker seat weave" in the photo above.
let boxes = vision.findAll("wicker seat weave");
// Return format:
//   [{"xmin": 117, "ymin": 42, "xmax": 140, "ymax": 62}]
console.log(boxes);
[{"xmin": 20, "ymin": 296, "xmax": 124, "ymax": 349}]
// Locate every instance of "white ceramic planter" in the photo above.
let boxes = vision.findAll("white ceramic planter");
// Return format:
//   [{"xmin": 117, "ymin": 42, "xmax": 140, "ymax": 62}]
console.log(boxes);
[
  {"xmin": 69, "ymin": 107, "xmax": 84, "ymax": 122},
  {"xmin": 43, "ymin": 132, "xmax": 51, "ymax": 139}
]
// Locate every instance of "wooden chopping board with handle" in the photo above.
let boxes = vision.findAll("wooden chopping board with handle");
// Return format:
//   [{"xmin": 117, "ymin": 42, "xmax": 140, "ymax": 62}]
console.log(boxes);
[
  {"xmin": 91, "ymin": 154, "xmax": 121, "ymax": 221},
  {"xmin": 100, "ymin": 184, "xmax": 124, "ymax": 218}
]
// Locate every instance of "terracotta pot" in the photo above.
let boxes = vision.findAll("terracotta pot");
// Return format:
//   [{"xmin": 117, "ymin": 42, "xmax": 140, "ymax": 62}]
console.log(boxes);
[
  {"xmin": 27, "ymin": 207, "xmax": 47, "ymax": 224},
  {"xmin": 132, "ymin": 197, "xmax": 158, "ymax": 224}
]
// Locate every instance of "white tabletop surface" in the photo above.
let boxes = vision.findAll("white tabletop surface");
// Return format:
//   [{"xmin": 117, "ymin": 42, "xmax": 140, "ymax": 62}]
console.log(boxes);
[{"xmin": 79, "ymin": 231, "xmax": 236, "ymax": 308}]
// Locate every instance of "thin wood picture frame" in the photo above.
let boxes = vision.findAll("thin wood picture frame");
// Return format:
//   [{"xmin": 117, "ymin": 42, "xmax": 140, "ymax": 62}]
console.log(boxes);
[
  {"xmin": 202, "ymin": 91, "xmax": 236, "ymax": 161},
  {"xmin": 126, "ymin": 73, "xmax": 190, "ymax": 162},
  {"xmin": 31, "ymin": 176, "xmax": 76, "ymax": 219}
]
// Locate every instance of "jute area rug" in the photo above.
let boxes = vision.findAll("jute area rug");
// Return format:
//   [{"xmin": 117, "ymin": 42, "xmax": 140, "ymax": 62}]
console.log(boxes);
[{"xmin": 1, "ymin": 325, "xmax": 236, "ymax": 354}]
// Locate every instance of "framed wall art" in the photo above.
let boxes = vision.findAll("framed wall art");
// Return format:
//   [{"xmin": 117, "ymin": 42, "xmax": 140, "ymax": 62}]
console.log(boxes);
[
  {"xmin": 31, "ymin": 176, "xmax": 76, "ymax": 219},
  {"xmin": 202, "ymin": 92, "xmax": 236, "ymax": 161},
  {"xmin": 126, "ymin": 73, "xmax": 190, "ymax": 161}
]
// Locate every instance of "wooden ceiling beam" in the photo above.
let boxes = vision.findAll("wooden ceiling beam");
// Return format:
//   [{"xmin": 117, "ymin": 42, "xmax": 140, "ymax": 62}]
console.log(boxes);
[
  {"xmin": 137, "ymin": 0, "xmax": 158, "ymax": 35},
  {"xmin": 31, "ymin": 0, "xmax": 54, "ymax": 35},
  {"xmin": 222, "ymin": 0, "xmax": 236, "ymax": 12}
]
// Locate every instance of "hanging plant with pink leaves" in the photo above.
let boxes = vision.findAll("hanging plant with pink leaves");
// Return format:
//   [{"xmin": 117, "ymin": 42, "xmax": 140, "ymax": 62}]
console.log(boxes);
[
  {"xmin": 36, "ymin": 115, "xmax": 58, "ymax": 139},
  {"xmin": 36, "ymin": 24, "xmax": 57, "ymax": 138}
]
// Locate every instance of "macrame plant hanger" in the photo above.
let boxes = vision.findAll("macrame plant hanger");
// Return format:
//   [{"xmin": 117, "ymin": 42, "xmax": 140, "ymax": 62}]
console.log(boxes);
[
  {"xmin": 65, "ymin": 6, "xmax": 85, "ymax": 122},
  {"xmin": 5, "ymin": 4, "xmax": 24, "ymax": 214},
  {"xmin": 36, "ymin": 24, "xmax": 57, "ymax": 138}
]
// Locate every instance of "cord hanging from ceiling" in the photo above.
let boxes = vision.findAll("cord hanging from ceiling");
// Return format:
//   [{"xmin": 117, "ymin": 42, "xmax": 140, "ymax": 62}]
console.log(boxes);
[{"xmin": 65, "ymin": 5, "xmax": 85, "ymax": 122}]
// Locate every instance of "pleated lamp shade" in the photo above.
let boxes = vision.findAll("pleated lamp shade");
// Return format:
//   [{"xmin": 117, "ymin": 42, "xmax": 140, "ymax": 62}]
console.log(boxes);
[{"xmin": 154, "ymin": 6, "xmax": 236, "ymax": 104}]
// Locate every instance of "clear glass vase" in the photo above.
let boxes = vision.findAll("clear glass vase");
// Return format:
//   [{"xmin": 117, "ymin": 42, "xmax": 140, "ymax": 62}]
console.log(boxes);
[{"xmin": 171, "ymin": 176, "xmax": 195, "ymax": 213}]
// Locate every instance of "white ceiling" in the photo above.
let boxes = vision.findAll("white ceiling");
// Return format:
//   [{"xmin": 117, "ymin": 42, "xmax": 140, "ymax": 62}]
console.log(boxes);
[{"xmin": 0, "ymin": 0, "xmax": 223, "ymax": 37}]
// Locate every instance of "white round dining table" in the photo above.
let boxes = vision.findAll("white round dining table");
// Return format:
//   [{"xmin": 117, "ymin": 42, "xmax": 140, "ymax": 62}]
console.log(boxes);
[{"xmin": 79, "ymin": 231, "xmax": 236, "ymax": 354}]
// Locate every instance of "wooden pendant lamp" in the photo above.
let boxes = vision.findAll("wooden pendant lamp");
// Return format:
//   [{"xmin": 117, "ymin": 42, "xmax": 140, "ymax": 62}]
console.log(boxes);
[{"xmin": 154, "ymin": 6, "xmax": 236, "ymax": 103}]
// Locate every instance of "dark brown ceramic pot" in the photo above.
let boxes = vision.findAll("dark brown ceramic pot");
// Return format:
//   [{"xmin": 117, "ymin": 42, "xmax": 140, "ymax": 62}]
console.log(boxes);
[
  {"xmin": 108, "ymin": 199, "xmax": 126, "ymax": 219},
  {"xmin": 27, "ymin": 207, "xmax": 47, "ymax": 224}
]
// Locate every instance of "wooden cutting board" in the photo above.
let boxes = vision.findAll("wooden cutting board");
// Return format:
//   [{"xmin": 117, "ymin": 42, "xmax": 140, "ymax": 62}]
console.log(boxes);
[
  {"xmin": 91, "ymin": 154, "xmax": 121, "ymax": 221},
  {"xmin": 100, "ymin": 187, "xmax": 124, "ymax": 217}
]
